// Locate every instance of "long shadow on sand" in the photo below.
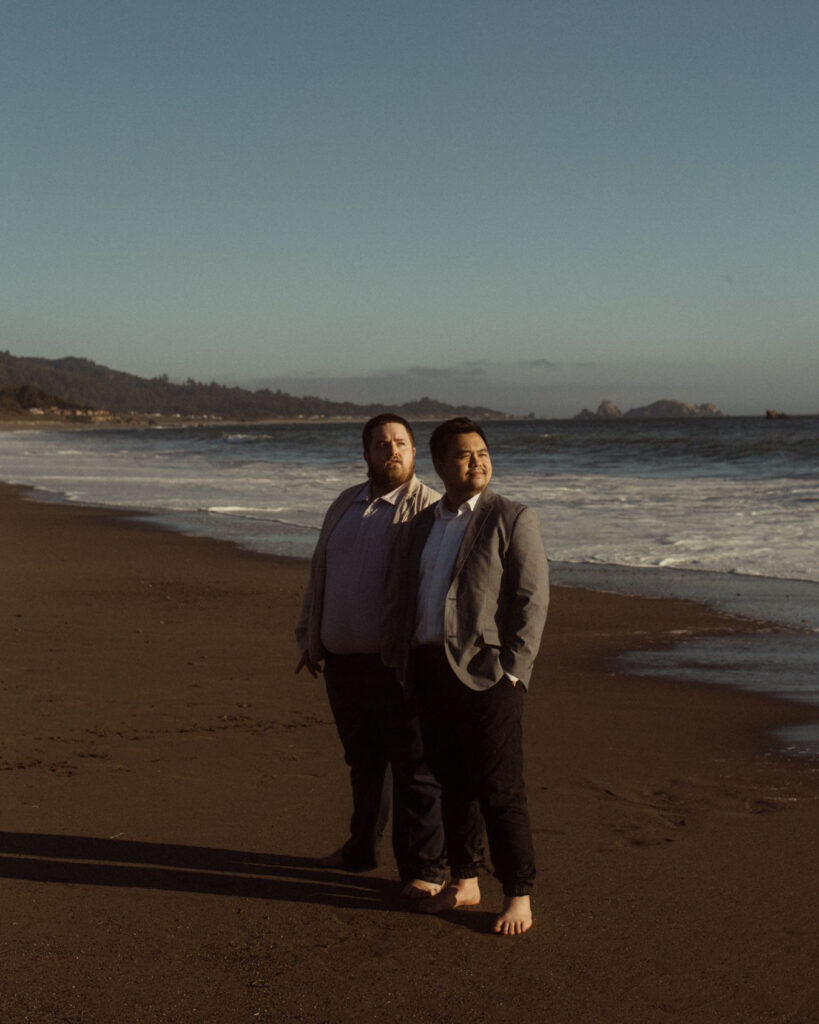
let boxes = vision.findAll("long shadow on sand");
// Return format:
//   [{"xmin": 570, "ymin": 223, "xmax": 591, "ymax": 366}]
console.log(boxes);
[{"xmin": 0, "ymin": 831, "xmax": 395, "ymax": 910}]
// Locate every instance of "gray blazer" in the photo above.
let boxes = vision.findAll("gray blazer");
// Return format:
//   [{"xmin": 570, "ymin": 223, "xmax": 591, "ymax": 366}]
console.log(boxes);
[
  {"xmin": 400, "ymin": 489, "xmax": 549, "ymax": 691},
  {"xmin": 295, "ymin": 475, "xmax": 440, "ymax": 666}
]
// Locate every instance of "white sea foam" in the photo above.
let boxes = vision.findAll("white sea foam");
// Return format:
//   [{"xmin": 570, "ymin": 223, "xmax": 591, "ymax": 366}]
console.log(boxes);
[
  {"xmin": 497, "ymin": 470, "xmax": 817, "ymax": 584},
  {"xmin": 1, "ymin": 423, "xmax": 816, "ymax": 584}
]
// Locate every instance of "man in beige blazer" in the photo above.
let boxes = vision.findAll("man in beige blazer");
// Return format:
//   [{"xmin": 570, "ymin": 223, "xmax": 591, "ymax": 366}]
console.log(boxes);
[
  {"xmin": 398, "ymin": 417, "xmax": 549, "ymax": 934},
  {"xmin": 296, "ymin": 413, "xmax": 444, "ymax": 896}
]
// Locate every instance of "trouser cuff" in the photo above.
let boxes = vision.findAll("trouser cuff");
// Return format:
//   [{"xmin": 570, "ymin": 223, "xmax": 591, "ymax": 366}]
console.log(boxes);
[
  {"xmin": 450, "ymin": 866, "xmax": 482, "ymax": 880},
  {"xmin": 502, "ymin": 884, "xmax": 533, "ymax": 898}
]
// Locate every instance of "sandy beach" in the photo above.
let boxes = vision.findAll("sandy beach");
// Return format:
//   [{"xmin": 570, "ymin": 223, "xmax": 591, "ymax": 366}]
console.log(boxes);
[{"xmin": 1, "ymin": 481, "xmax": 818, "ymax": 1024}]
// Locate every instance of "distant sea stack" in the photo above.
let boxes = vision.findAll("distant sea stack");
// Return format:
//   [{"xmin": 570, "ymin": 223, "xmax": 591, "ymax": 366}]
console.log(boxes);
[
  {"xmin": 624, "ymin": 400, "xmax": 723, "ymax": 419},
  {"xmin": 575, "ymin": 399, "xmax": 723, "ymax": 420},
  {"xmin": 574, "ymin": 400, "xmax": 623, "ymax": 420}
]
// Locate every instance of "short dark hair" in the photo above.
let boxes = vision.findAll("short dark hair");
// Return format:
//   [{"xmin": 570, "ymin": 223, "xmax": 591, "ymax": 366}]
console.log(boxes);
[
  {"xmin": 362, "ymin": 413, "xmax": 415, "ymax": 451},
  {"xmin": 429, "ymin": 417, "xmax": 488, "ymax": 462}
]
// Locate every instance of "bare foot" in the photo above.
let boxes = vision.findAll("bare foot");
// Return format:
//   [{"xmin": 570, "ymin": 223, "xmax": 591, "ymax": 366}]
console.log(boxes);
[
  {"xmin": 492, "ymin": 895, "xmax": 533, "ymax": 935},
  {"xmin": 418, "ymin": 877, "xmax": 481, "ymax": 914},
  {"xmin": 401, "ymin": 879, "xmax": 444, "ymax": 900}
]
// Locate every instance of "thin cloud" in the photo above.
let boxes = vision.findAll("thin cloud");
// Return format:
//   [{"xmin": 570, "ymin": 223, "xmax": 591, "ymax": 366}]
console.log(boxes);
[{"xmin": 403, "ymin": 364, "xmax": 488, "ymax": 382}]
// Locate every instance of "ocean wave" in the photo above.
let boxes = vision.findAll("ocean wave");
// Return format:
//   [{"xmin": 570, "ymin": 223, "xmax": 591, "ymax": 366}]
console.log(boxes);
[
  {"xmin": 222, "ymin": 433, "xmax": 274, "ymax": 443},
  {"xmin": 1, "ymin": 419, "xmax": 816, "ymax": 584}
]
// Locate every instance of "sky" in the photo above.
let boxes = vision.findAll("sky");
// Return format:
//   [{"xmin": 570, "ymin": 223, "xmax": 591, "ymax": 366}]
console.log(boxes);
[{"xmin": 3, "ymin": 0, "xmax": 818, "ymax": 417}]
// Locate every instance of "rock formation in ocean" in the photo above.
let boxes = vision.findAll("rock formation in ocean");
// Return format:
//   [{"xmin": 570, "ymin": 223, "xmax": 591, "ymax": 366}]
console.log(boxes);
[
  {"xmin": 574, "ymin": 400, "xmax": 622, "ymax": 420},
  {"xmin": 575, "ymin": 399, "xmax": 723, "ymax": 420},
  {"xmin": 623, "ymin": 400, "xmax": 723, "ymax": 419}
]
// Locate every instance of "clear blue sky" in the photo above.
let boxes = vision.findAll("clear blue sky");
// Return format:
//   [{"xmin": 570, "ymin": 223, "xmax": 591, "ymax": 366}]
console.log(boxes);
[{"xmin": 3, "ymin": 0, "xmax": 817, "ymax": 416}]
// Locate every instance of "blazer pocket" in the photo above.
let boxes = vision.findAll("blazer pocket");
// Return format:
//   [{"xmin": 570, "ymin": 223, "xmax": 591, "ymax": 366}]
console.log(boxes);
[{"xmin": 480, "ymin": 628, "xmax": 501, "ymax": 647}]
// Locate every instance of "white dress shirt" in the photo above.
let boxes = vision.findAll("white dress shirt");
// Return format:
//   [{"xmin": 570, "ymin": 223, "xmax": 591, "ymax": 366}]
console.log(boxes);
[{"xmin": 413, "ymin": 494, "xmax": 480, "ymax": 647}]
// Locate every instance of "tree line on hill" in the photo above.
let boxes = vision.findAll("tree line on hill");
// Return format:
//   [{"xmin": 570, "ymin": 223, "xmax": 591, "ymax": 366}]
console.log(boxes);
[
  {"xmin": 0, "ymin": 383, "xmax": 81, "ymax": 415},
  {"xmin": 0, "ymin": 352, "xmax": 503, "ymax": 421}
]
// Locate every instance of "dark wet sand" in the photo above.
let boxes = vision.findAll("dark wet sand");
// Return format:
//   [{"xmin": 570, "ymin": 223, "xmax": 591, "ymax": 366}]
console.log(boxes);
[{"xmin": 1, "ymin": 482, "xmax": 818, "ymax": 1024}]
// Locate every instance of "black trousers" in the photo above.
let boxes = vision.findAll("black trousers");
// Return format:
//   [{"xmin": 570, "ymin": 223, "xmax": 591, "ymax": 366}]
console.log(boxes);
[
  {"xmin": 323, "ymin": 652, "xmax": 445, "ymax": 883},
  {"xmin": 412, "ymin": 645, "xmax": 536, "ymax": 898}
]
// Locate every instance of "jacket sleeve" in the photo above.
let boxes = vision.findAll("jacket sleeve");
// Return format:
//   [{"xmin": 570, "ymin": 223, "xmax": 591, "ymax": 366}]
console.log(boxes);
[{"xmin": 499, "ymin": 506, "xmax": 549, "ymax": 685}]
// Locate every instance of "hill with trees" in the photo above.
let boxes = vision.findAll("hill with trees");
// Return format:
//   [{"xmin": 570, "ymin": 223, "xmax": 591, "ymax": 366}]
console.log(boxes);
[{"xmin": 0, "ymin": 352, "xmax": 504, "ymax": 421}]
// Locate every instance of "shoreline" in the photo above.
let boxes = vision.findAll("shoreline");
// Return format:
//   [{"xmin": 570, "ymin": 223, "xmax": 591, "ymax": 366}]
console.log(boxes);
[
  {"xmin": 0, "ymin": 412, "xmax": 526, "ymax": 431},
  {"xmin": 2, "ymin": 481, "xmax": 819, "ymax": 1021},
  {"xmin": 3, "ymin": 411, "xmax": 818, "ymax": 429},
  {"xmin": 12, "ymin": 473, "xmax": 819, "ymax": 631},
  {"xmin": 9, "ymin": 478, "xmax": 819, "ymax": 749}
]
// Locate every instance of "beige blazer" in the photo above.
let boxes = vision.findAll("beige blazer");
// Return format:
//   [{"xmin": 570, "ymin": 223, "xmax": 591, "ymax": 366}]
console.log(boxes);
[
  {"xmin": 399, "ymin": 489, "xmax": 549, "ymax": 691},
  {"xmin": 295, "ymin": 475, "xmax": 440, "ymax": 666}
]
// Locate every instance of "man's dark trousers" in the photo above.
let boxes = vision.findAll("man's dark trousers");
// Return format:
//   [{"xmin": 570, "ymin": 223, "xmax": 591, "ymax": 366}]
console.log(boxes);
[
  {"xmin": 412, "ymin": 644, "xmax": 536, "ymax": 897},
  {"xmin": 323, "ymin": 651, "xmax": 444, "ymax": 883}
]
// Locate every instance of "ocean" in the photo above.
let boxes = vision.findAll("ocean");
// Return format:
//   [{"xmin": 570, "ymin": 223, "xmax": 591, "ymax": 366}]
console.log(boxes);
[{"xmin": 2, "ymin": 416, "xmax": 817, "ymax": 754}]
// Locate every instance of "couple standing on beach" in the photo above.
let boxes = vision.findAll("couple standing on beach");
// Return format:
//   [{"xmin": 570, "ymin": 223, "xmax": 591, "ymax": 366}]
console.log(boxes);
[{"xmin": 295, "ymin": 414, "xmax": 549, "ymax": 935}]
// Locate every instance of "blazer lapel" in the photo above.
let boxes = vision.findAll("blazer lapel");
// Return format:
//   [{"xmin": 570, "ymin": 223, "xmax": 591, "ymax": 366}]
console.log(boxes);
[{"xmin": 452, "ymin": 490, "xmax": 494, "ymax": 579}]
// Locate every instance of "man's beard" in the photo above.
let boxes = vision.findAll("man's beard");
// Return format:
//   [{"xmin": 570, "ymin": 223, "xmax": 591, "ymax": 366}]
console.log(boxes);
[{"xmin": 370, "ymin": 458, "xmax": 414, "ymax": 490}]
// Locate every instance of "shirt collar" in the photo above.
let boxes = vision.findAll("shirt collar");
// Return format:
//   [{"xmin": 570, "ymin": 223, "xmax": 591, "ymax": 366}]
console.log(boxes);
[
  {"xmin": 435, "ymin": 492, "xmax": 481, "ymax": 519},
  {"xmin": 356, "ymin": 479, "xmax": 411, "ymax": 506}
]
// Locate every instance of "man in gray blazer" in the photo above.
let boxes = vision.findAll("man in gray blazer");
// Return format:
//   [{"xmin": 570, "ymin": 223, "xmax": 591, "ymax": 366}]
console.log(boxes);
[
  {"xmin": 398, "ymin": 417, "xmax": 549, "ymax": 934},
  {"xmin": 296, "ymin": 413, "xmax": 444, "ymax": 896}
]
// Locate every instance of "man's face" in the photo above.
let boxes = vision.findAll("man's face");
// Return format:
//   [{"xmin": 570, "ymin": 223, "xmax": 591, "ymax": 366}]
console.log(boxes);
[
  {"xmin": 364, "ymin": 422, "xmax": 416, "ymax": 493},
  {"xmin": 434, "ymin": 432, "xmax": 492, "ymax": 505}
]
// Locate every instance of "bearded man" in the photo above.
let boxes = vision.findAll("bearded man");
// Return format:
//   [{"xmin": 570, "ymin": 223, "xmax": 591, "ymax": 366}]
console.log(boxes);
[{"xmin": 295, "ymin": 413, "xmax": 445, "ymax": 897}]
